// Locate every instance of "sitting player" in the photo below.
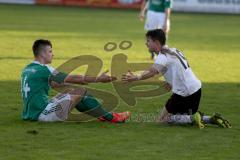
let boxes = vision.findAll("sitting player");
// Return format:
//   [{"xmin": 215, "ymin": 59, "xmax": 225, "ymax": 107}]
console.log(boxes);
[
  {"xmin": 122, "ymin": 29, "xmax": 231, "ymax": 128},
  {"xmin": 21, "ymin": 39, "xmax": 130, "ymax": 123}
]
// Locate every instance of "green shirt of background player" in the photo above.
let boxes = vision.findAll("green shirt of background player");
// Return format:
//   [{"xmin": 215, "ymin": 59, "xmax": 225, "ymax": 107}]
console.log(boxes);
[
  {"xmin": 20, "ymin": 39, "xmax": 130, "ymax": 122},
  {"xmin": 139, "ymin": 0, "xmax": 172, "ymax": 34}
]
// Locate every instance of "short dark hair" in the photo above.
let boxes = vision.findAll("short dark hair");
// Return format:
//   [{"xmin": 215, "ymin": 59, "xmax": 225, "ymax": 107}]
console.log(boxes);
[
  {"xmin": 146, "ymin": 29, "xmax": 166, "ymax": 46},
  {"xmin": 32, "ymin": 39, "xmax": 52, "ymax": 56}
]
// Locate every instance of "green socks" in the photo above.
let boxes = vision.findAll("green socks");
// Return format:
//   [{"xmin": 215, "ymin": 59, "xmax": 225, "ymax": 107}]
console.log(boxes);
[{"xmin": 75, "ymin": 95, "xmax": 113, "ymax": 121}]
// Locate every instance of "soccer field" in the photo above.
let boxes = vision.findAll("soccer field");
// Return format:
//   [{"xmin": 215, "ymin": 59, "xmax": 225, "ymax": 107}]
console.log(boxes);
[{"xmin": 0, "ymin": 4, "xmax": 240, "ymax": 160}]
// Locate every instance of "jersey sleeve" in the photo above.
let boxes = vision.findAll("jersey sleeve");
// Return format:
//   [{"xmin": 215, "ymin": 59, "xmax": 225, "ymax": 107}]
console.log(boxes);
[
  {"xmin": 154, "ymin": 54, "xmax": 168, "ymax": 66},
  {"xmin": 153, "ymin": 54, "xmax": 168, "ymax": 74},
  {"xmin": 164, "ymin": 0, "xmax": 172, "ymax": 9},
  {"xmin": 46, "ymin": 65, "xmax": 68, "ymax": 84}
]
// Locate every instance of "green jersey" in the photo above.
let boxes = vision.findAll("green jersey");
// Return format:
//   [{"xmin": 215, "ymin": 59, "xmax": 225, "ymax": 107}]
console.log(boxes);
[
  {"xmin": 21, "ymin": 61, "xmax": 55, "ymax": 120},
  {"xmin": 148, "ymin": 0, "xmax": 172, "ymax": 12}
]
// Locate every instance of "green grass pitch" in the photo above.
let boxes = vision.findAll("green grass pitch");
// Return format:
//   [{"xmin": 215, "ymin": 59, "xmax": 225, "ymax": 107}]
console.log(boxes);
[{"xmin": 0, "ymin": 4, "xmax": 240, "ymax": 160}]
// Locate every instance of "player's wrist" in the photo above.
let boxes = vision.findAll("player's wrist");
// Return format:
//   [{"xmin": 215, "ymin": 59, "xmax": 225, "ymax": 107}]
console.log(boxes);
[
  {"xmin": 95, "ymin": 76, "xmax": 109, "ymax": 83},
  {"xmin": 95, "ymin": 76, "xmax": 100, "ymax": 83},
  {"xmin": 136, "ymin": 75, "xmax": 142, "ymax": 81},
  {"xmin": 81, "ymin": 76, "xmax": 85, "ymax": 82}
]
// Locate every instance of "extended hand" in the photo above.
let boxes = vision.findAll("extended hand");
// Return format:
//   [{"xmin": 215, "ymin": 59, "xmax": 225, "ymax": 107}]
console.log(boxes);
[
  {"xmin": 96, "ymin": 70, "xmax": 117, "ymax": 83},
  {"xmin": 122, "ymin": 70, "xmax": 139, "ymax": 82}
]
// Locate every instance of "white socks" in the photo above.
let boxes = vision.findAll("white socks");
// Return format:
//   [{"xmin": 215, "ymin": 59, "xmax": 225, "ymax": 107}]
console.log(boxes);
[
  {"xmin": 168, "ymin": 115, "xmax": 212, "ymax": 124},
  {"xmin": 202, "ymin": 116, "xmax": 211, "ymax": 124},
  {"xmin": 168, "ymin": 115, "xmax": 192, "ymax": 124}
]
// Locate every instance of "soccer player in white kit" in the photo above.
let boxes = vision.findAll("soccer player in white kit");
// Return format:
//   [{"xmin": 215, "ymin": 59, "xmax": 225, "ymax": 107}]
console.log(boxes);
[{"xmin": 122, "ymin": 29, "xmax": 231, "ymax": 128}]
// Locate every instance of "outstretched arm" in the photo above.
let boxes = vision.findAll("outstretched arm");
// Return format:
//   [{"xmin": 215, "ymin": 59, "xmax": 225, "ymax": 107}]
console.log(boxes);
[
  {"xmin": 65, "ymin": 70, "xmax": 116, "ymax": 84},
  {"xmin": 122, "ymin": 65, "xmax": 160, "ymax": 82},
  {"xmin": 50, "ymin": 70, "xmax": 116, "ymax": 88},
  {"xmin": 122, "ymin": 65, "xmax": 171, "ymax": 91}
]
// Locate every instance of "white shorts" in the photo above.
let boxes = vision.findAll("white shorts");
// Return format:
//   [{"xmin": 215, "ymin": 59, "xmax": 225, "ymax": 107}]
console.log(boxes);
[
  {"xmin": 144, "ymin": 10, "xmax": 170, "ymax": 31},
  {"xmin": 38, "ymin": 94, "xmax": 72, "ymax": 122}
]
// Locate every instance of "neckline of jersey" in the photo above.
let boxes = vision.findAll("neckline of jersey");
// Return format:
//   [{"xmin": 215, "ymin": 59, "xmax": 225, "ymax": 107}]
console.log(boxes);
[{"xmin": 32, "ymin": 61, "xmax": 45, "ymax": 66}]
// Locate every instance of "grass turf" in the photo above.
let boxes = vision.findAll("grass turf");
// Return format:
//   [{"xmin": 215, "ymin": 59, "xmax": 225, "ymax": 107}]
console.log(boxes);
[{"xmin": 0, "ymin": 4, "xmax": 240, "ymax": 160}]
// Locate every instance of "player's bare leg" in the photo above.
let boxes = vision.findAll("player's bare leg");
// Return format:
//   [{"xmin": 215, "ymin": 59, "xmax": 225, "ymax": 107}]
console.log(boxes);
[{"xmin": 68, "ymin": 88, "xmax": 87, "ymax": 110}]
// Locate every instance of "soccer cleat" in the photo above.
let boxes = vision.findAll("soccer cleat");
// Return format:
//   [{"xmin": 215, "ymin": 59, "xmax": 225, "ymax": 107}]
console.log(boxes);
[
  {"xmin": 192, "ymin": 112, "xmax": 205, "ymax": 129},
  {"xmin": 210, "ymin": 113, "xmax": 232, "ymax": 128},
  {"xmin": 197, "ymin": 111, "xmax": 205, "ymax": 117},
  {"xmin": 97, "ymin": 117, "xmax": 107, "ymax": 122},
  {"xmin": 110, "ymin": 111, "xmax": 131, "ymax": 123},
  {"xmin": 98, "ymin": 111, "xmax": 131, "ymax": 123}
]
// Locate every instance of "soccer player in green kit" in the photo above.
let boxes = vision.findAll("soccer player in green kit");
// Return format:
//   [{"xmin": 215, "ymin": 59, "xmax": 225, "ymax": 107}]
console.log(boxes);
[
  {"xmin": 139, "ymin": 0, "xmax": 172, "ymax": 59},
  {"xmin": 21, "ymin": 39, "xmax": 130, "ymax": 122},
  {"xmin": 139, "ymin": 0, "xmax": 172, "ymax": 33}
]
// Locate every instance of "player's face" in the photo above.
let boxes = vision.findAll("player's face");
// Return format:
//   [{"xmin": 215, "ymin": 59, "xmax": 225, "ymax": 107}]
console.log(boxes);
[
  {"xmin": 41, "ymin": 45, "xmax": 53, "ymax": 64},
  {"xmin": 146, "ymin": 37, "xmax": 159, "ymax": 53}
]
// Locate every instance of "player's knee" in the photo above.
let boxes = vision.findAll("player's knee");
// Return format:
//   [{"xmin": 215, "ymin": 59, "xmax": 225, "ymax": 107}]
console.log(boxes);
[{"xmin": 70, "ymin": 88, "xmax": 87, "ymax": 98}]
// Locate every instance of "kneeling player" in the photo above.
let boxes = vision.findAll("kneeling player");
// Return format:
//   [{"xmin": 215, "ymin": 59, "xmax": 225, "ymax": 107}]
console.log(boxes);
[
  {"xmin": 21, "ymin": 39, "xmax": 130, "ymax": 123},
  {"xmin": 122, "ymin": 29, "xmax": 231, "ymax": 128}
]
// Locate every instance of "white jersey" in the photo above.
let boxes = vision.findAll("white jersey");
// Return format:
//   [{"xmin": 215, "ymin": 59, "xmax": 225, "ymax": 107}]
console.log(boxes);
[{"xmin": 153, "ymin": 48, "xmax": 201, "ymax": 97}]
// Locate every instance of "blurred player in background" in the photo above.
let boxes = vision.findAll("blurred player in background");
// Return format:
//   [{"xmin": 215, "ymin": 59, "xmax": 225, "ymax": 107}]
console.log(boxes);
[
  {"xmin": 122, "ymin": 29, "xmax": 231, "ymax": 129},
  {"xmin": 21, "ymin": 39, "xmax": 130, "ymax": 123},
  {"xmin": 139, "ymin": 0, "xmax": 172, "ymax": 59}
]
